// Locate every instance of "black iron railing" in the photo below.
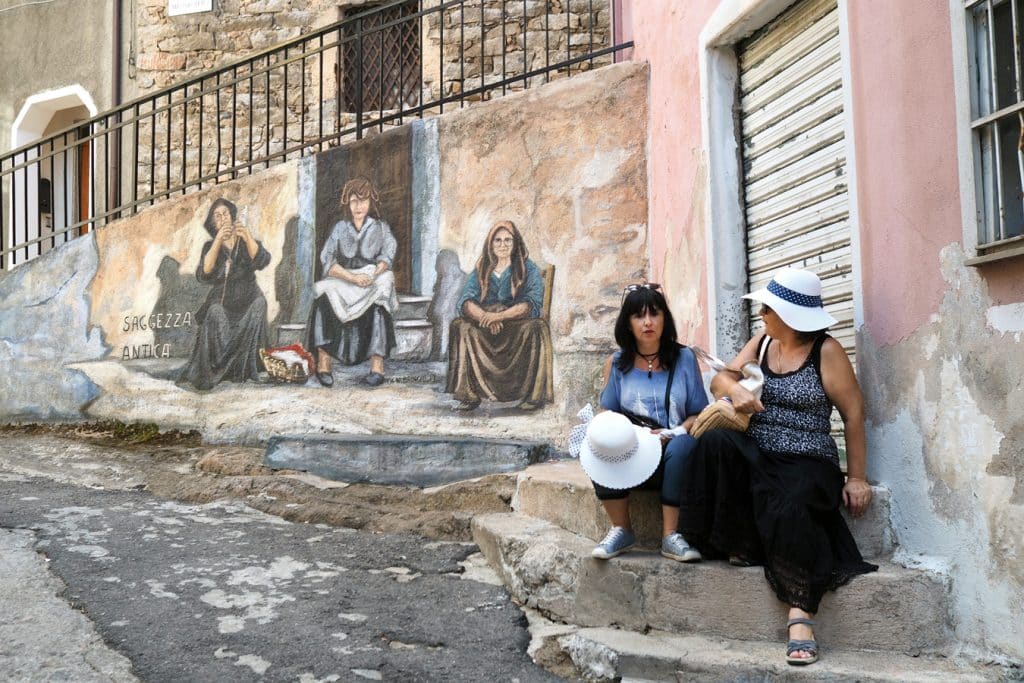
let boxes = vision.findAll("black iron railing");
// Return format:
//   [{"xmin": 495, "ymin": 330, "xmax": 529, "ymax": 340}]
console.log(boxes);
[{"xmin": 0, "ymin": 0, "xmax": 631, "ymax": 269}]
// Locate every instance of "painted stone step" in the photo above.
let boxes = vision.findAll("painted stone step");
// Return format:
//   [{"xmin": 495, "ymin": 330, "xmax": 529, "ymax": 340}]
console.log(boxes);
[
  {"xmin": 393, "ymin": 318, "xmax": 432, "ymax": 361},
  {"xmin": 395, "ymin": 294, "xmax": 432, "ymax": 320},
  {"xmin": 552, "ymin": 626, "xmax": 1002, "ymax": 682},
  {"xmin": 472, "ymin": 512, "xmax": 951, "ymax": 656},
  {"xmin": 511, "ymin": 460, "xmax": 895, "ymax": 560},
  {"xmin": 265, "ymin": 434, "xmax": 553, "ymax": 486}
]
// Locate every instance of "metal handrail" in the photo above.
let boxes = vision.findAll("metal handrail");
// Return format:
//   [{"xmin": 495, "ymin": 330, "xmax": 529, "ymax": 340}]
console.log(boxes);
[{"xmin": 1, "ymin": 0, "xmax": 630, "ymax": 269}]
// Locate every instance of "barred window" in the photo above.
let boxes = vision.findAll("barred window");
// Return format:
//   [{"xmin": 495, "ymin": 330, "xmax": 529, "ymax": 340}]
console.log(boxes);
[
  {"xmin": 967, "ymin": 0, "xmax": 1024, "ymax": 255},
  {"xmin": 342, "ymin": 1, "xmax": 421, "ymax": 113}
]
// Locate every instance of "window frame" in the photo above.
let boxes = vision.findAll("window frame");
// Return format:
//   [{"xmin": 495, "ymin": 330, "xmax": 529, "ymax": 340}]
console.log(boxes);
[{"xmin": 961, "ymin": 0, "xmax": 1024, "ymax": 264}]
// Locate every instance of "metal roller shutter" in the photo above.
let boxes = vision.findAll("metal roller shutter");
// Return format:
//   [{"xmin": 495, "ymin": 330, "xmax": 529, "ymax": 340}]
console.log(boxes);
[{"xmin": 737, "ymin": 0, "xmax": 853, "ymax": 456}]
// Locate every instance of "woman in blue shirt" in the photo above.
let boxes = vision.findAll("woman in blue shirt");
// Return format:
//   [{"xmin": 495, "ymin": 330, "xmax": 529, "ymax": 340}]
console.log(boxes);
[
  {"xmin": 589, "ymin": 284, "xmax": 709, "ymax": 563},
  {"xmin": 446, "ymin": 220, "xmax": 553, "ymax": 410}
]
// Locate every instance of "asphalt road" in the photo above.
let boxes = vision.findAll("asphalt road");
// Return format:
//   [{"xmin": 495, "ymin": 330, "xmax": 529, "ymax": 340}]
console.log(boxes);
[{"xmin": 0, "ymin": 475, "xmax": 560, "ymax": 682}]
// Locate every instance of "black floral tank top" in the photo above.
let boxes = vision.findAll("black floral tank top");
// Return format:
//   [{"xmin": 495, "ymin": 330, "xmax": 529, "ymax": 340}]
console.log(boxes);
[{"xmin": 747, "ymin": 334, "xmax": 839, "ymax": 467}]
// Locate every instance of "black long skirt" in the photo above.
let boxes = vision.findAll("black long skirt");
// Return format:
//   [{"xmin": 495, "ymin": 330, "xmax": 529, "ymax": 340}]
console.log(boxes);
[
  {"xmin": 677, "ymin": 429, "xmax": 878, "ymax": 613},
  {"xmin": 306, "ymin": 294, "xmax": 395, "ymax": 365},
  {"xmin": 178, "ymin": 297, "xmax": 268, "ymax": 391}
]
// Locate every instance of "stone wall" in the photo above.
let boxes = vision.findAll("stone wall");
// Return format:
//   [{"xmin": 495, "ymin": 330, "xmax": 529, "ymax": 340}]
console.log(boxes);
[
  {"xmin": 126, "ymin": 0, "xmax": 611, "ymax": 215},
  {"xmin": 424, "ymin": 0, "xmax": 612, "ymax": 101}
]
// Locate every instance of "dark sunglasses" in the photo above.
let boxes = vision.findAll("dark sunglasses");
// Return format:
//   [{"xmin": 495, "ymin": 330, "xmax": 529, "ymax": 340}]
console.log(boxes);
[
  {"xmin": 760, "ymin": 304, "xmax": 773, "ymax": 316},
  {"xmin": 621, "ymin": 282, "xmax": 662, "ymax": 305}
]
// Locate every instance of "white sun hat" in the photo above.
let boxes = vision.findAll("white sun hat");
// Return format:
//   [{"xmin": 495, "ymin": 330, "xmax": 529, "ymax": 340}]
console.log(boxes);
[
  {"xmin": 742, "ymin": 267, "xmax": 838, "ymax": 332},
  {"xmin": 579, "ymin": 411, "xmax": 662, "ymax": 490}
]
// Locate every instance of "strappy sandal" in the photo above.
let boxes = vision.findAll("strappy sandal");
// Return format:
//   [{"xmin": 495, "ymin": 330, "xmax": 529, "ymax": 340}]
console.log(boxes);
[
  {"xmin": 728, "ymin": 554, "xmax": 752, "ymax": 567},
  {"xmin": 786, "ymin": 617, "xmax": 819, "ymax": 666}
]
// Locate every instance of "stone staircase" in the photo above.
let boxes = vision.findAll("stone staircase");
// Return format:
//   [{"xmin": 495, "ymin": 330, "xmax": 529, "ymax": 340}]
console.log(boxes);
[{"xmin": 472, "ymin": 460, "xmax": 1003, "ymax": 681}]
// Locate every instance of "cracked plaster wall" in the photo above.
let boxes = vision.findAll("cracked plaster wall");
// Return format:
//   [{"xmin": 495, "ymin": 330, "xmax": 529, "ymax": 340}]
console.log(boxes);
[
  {"xmin": 859, "ymin": 248, "xmax": 1024, "ymax": 661},
  {"xmin": 848, "ymin": 1, "xmax": 1024, "ymax": 660}
]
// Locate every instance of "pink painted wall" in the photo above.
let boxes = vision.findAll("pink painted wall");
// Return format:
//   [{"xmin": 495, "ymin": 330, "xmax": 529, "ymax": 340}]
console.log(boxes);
[
  {"xmin": 625, "ymin": 0, "xmax": 718, "ymax": 346},
  {"xmin": 847, "ymin": 1, "xmax": 1023, "ymax": 342}
]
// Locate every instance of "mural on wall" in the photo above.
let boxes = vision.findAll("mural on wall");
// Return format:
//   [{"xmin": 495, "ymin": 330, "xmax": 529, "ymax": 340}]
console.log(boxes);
[
  {"xmin": 86, "ymin": 163, "xmax": 298, "ymax": 380},
  {"xmin": 177, "ymin": 198, "xmax": 273, "ymax": 390},
  {"xmin": 445, "ymin": 220, "xmax": 554, "ymax": 411},
  {"xmin": 306, "ymin": 177, "xmax": 399, "ymax": 388}
]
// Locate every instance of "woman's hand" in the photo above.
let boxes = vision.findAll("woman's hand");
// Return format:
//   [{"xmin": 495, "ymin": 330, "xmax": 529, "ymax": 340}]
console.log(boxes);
[
  {"xmin": 214, "ymin": 221, "xmax": 234, "ymax": 243},
  {"xmin": 234, "ymin": 223, "xmax": 261, "ymax": 258},
  {"xmin": 843, "ymin": 478, "xmax": 872, "ymax": 517},
  {"xmin": 727, "ymin": 383, "xmax": 764, "ymax": 414},
  {"xmin": 486, "ymin": 321, "xmax": 503, "ymax": 335},
  {"xmin": 479, "ymin": 310, "xmax": 504, "ymax": 328},
  {"xmin": 352, "ymin": 273, "xmax": 374, "ymax": 287}
]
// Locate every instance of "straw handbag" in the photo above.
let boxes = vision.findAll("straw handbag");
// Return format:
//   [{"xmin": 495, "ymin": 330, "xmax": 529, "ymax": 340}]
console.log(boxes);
[{"xmin": 690, "ymin": 342, "xmax": 768, "ymax": 439}]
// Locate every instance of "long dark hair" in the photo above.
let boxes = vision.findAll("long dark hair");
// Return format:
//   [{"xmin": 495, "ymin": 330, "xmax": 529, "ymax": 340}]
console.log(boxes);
[
  {"xmin": 475, "ymin": 220, "xmax": 528, "ymax": 302},
  {"xmin": 203, "ymin": 198, "xmax": 238, "ymax": 237},
  {"xmin": 614, "ymin": 287, "xmax": 680, "ymax": 373}
]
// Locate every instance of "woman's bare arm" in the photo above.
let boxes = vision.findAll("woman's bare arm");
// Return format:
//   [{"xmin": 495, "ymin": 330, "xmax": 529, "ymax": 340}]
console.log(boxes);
[
  {"xmin": 708, "ymin": 333, "xmax": 766, "ymax": 413},
  {"xmin": 819, "ymin": 337, "xmax": 872, "ymax": 516}
]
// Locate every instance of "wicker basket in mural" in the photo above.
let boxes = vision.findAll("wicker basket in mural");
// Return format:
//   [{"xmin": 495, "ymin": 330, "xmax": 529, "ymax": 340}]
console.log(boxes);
[{"xmin": 259, "ymin": 344, "xmax": 315, "ymax": 384}]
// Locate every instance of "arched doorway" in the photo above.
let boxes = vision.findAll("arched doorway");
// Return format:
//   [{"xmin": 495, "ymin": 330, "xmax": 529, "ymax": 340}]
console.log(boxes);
[{"xmin": 8, "ymin": 86, "xmax": 98, "ymax": 265}]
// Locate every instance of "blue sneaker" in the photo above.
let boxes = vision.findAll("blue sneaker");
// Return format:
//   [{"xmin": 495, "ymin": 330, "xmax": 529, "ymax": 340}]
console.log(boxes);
[
  {"xmin": 661, "ymin": 532, "xmax": 702, "ymax": 562},
  {"xmin": 592, "ymin": 526, "xmax": 635, "ymax": 559}
]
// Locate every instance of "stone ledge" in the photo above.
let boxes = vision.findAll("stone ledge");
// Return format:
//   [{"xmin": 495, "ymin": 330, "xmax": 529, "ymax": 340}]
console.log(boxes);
[
  {"xmin": 265, "ymin": 435, "xmax": 553, "ymax": 486},
  {"xmin": 556, "ymin": 625, "xmax": 1002, "ymax": 682},
  {"xmin": 511, "ymin": 460, "xmax": 896, "ymax": 559},
  {"xmin": 472, "ymin": 512, "xmax": 951, "ymax": 655}
]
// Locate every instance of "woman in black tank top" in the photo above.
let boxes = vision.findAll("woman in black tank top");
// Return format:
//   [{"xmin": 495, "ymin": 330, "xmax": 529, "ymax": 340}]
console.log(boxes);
[{"xmin": 675, "ymin": 268, "xmax": 876, "ymax": 667}]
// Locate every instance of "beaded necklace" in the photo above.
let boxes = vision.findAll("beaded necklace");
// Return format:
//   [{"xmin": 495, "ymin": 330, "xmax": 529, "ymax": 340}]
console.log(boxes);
[{"xmin": 636, "ymin": 350, "xmax": 660, "ymax": 379}]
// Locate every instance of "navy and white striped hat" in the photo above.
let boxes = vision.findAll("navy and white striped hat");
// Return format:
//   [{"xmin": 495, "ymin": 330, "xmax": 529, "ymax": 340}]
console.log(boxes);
[{"xmin": 742, "ymin": 267, "xmax": 837, "ymax": 332}]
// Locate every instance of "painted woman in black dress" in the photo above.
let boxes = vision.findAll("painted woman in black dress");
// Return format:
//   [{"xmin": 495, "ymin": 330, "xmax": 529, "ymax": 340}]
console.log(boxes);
[{"xmin": 179, "ymin": 198, "xmax": 271, "ymax": 390}]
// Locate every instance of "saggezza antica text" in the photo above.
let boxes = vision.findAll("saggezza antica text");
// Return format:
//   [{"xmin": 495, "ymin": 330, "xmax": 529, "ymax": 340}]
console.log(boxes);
[{"xmin": 120, "ymin": 311, "xmax": 193, "ymax": 360}]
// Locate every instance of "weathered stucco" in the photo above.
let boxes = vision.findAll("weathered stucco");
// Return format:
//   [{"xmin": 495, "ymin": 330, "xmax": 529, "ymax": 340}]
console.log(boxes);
[
  {"xmin": 626, "ymin": 1, "xmax": 718, "ymax": 348},
  {"xmin": 841, "ymin": 0, "xmax": 1024, "ymax": 661},
  {"xmin": 860, "ymin": 245, "xmax": 1024, "ymax": 659},
  {"xmin": 436, "ymin": 61, "xmax": 650, "ymax": 356}
]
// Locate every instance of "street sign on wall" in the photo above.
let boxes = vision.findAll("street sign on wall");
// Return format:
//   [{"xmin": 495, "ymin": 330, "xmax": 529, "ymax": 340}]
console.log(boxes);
[{"xmin": 168, "ymin": 0, "xmax": 213, "ymax": 17}]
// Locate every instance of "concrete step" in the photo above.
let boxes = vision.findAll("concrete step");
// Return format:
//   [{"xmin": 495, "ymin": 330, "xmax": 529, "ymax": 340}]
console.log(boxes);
[
  {"xmin": 549, "ymin": 625, "xmax": 1001, "ymax": 682},
  {"xmin": 472, "ymin": 512, "xmax": 951, "ymax": 656},
  {"xmin": 265, "ymin": 435, "xmax": 553, "ymax": 486},
  {"xmin": 512, "ymin": 460, "xmax": 895, "ymax": 560}
]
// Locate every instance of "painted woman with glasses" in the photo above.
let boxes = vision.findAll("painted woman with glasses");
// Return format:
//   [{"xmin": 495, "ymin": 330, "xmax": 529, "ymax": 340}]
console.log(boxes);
[
  {"xmin": 675, "ymin": 267, "xmax": 876, "ymax": 667},
  {"xmin": 446, "ymin": 220, "xmax": 554, "ymax": 411},
  {"xmin": 586, "ymin": 283, "xmax": 709, "ymax": 563}
]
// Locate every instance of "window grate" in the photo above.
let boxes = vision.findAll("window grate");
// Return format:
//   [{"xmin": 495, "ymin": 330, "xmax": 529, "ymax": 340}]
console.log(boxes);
[
  {"xmin": 967, "ymin": 0, "xmax": 1024, "ymax": 249},
  {"xmin": 343, "ymin": 1, "xmax": 421, "ymax": 112}
]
